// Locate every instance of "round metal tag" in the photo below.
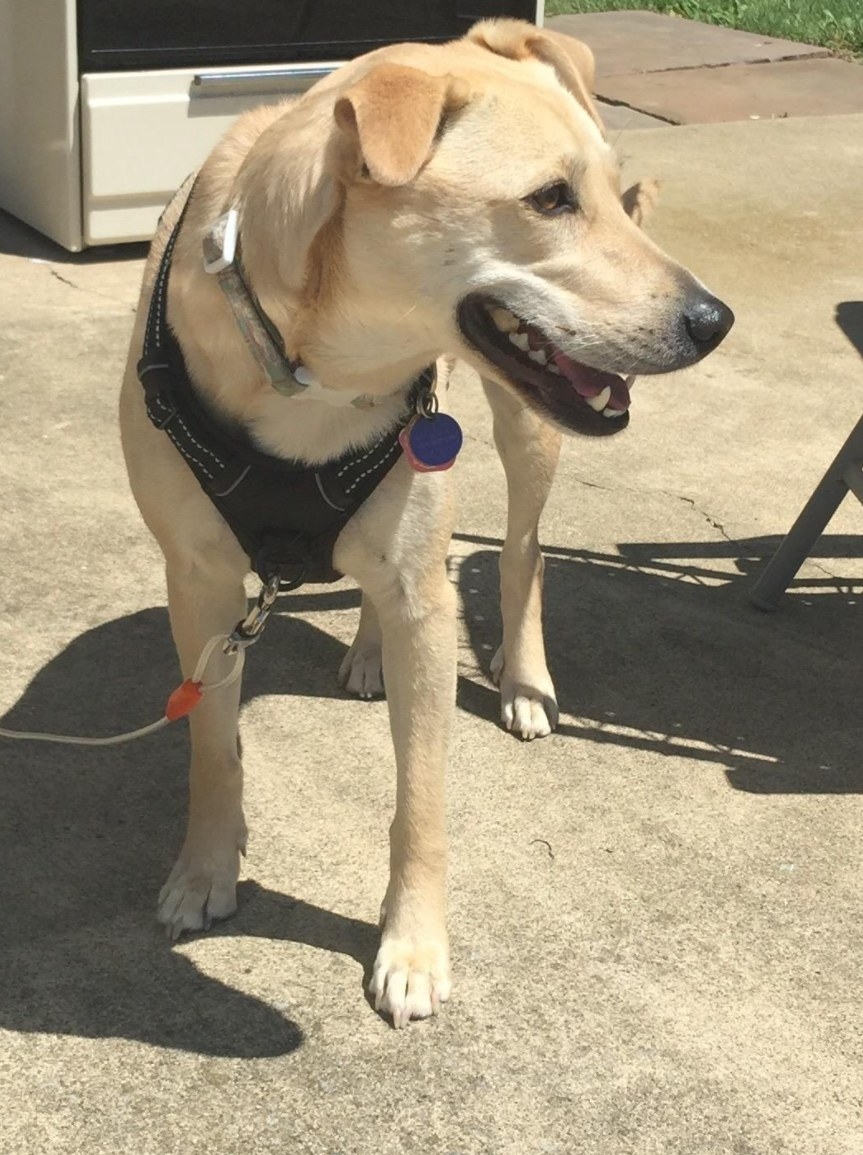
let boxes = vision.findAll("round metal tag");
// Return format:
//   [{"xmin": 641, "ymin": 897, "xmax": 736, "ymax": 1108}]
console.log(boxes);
[{"xmin": 399, "ymin": 413, "xmax": 463, "ymax": 472}]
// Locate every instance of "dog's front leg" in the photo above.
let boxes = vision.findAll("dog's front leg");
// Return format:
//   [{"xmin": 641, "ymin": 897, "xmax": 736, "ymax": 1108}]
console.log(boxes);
[
  {"xmin": 158, "ymin": 554, "xmax": 249, "ymax": 939},
  {"xmin": 367, "ymin": 568, "xmax": 457, "ymax": 1027},
  {"xmin": 482, "ymin": 377, "xmax": 561, "ymax": 740},
  {"xmin": 338, "ymin": 595, "xmax": 384, "ymax": 699}
]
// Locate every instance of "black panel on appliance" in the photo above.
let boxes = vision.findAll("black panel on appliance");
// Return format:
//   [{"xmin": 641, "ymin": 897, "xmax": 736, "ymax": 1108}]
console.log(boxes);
[{"xmin": 77, "ymin": 0, "xmax": 538, "ymax": 73}]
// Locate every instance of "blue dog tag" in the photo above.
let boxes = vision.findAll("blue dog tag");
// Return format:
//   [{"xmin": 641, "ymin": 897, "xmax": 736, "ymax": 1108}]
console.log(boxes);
[{"xmin": 399, "ymin": 413, "xmax": 463, "ymax": 472}]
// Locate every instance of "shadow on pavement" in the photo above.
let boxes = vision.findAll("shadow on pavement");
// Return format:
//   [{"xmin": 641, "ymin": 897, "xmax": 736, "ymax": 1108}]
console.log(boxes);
[
  {"xmin": 457, "ymin": 532, "xmax": 862, "ymax": 795},
  {"xmin": 0, "ymin": 208, "xmax": 149, "ymax": 264},
  {"xmin": 836, "ymin": 301, "xmax": 863, "ymax": 359},
  {"xmin": 0, "ymin": 603, "xmax": 374, "ymax": 1058},
  {"xmin": 2, "ymin": 535, "xmax": 860, "ymax": 1054}
]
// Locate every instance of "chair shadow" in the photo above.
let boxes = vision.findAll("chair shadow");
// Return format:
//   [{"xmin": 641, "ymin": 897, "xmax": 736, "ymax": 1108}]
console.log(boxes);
[
  {"xmin": 836, "ymin": 301, "xmax": 863, "ymax": 359},
  {"xmin": 0, "ymin": 603, "xmax": 376, "ymax": 1058},
  {"xmin": 456, "ymin": 531, "xmax": 863, "ymax": 796}
]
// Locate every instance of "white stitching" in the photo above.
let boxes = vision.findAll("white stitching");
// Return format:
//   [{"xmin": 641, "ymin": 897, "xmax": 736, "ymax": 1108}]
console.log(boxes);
[
  {"xmin": 336, "ymin": 433, "xmax": 388, "ymax": 478},
  {"xmin": 164, "ymin": 430, "xmax": 215, "ymax": 480},
  {"xmin": 173, "ymin": 413, "xmax": 224, "ymax": 467},
  {"xmin": 343, "ymin": 441, "xmax": 398, "ymax": 494},
  {"xmin": 145, "ymin": 212, "xmax": 182, "ymax": 354},
  {"xmin": 154, "ymin": 228, "xmax": 178, "ymax": 344}
]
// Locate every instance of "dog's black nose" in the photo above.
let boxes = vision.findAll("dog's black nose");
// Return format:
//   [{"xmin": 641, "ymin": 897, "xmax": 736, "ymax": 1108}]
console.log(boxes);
[{"xmin": 683, "ymin": 294, "xmax": 735, "ymax": 351}]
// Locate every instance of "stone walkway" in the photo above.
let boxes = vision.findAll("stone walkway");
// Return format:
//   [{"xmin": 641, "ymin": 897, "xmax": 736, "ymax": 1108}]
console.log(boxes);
[{"xmin": 548, "ymin": 9, "xmax": 863, "ymax": 129}]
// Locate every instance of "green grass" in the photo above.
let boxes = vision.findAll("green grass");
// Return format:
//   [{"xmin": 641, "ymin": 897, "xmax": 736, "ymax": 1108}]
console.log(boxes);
[{"xmin": 545, "ymin": 0, "xmax": 863, "ymax": 60}]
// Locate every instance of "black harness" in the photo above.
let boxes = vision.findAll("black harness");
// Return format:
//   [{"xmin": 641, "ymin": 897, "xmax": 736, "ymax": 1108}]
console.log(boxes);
[{"xmin": 136, "ymin": 202, "xmax": 429, "ymax": 590}]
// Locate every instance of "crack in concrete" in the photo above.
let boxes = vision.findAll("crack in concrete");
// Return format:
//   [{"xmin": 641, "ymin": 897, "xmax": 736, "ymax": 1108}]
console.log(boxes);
[
  {"xmin": 596, "ymin": 51, "xmax": 833, "ymax": 127},
  {"xmin": 49, "ymin": 268, "xmax": 77, "ymax": 290},
  {"xmin": 806, "ymin": 558, "xmax": 847, "ymax": 587},
  {"xmin": 600, "ymin": 48, "xmax": 831, "ymax": 81},
  {"xmin": 570, "ymin": 474, "xmax": 627, "ymax": 494},
  {"xmin": 48, "ymin": 265, "xmax": 137, "ymax": 313},
  {"xmin": 666, "ymin": 490, "xmax": 846, "ymax": 584},
  {"xmin": 570, "ymin": 474, "xmax": 847, "ymax": 584},
  {"xmin": 662, "ymin": 489, "xmax": 735, "ymax": 544}
]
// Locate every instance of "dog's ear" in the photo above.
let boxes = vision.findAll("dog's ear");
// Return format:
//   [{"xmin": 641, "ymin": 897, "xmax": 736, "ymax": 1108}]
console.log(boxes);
[
  {"xmin": 335, "ymin": 63, "xmax": 469, "ymax": 186},
  {"xmin": 622, "ymin": 178, "xmax": 660, "ymax": 227},
  {"xmin": 468, "ymin": 19, "xmax": 605, "ymax": 138}
]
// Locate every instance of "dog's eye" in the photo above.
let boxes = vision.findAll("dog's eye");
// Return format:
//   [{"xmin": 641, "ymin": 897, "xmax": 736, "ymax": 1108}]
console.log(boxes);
[{"xmin": 525, "ymin": 182, "xmax": 576, "ymax": 217}]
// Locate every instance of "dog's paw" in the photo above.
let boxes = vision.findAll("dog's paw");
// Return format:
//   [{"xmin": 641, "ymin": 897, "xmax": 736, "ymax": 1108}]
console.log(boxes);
[
  {"xmin": 490, "ymin": 645, "xmax": 559, "ymax": 741},
  {"xmin": 157, "ymin": 840, "xmax": 243, "ymax": 940},
  {"xmin": 370, "ymin": 933, "xmax": 451, "ymax": 1029},
  {"xmin": 338, "ymin": 639, "xmax": 384, "ymax": 699}
]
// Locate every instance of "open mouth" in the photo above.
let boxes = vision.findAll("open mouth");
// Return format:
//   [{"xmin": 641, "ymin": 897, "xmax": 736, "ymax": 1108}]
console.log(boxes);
[{"xmin": 456, "ymin": 294, "xmax": 634, "ymax": 436}]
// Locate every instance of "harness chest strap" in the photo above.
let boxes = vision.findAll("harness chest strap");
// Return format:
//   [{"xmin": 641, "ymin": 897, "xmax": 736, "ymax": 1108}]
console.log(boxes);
[{"xmin": 137, "ymin": 183, "xmax": 432, "ymax": 588}]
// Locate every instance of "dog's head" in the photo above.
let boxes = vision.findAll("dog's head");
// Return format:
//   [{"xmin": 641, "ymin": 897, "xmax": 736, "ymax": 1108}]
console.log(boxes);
[{"xmin": 236, "ymin": 19, "xmax": 733, "ymax": 434}]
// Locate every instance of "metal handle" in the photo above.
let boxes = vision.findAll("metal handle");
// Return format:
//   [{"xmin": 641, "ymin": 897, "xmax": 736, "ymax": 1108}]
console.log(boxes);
[{"xmin": 193, "ymin": 65, "xmax": 341, "ymax": 96}]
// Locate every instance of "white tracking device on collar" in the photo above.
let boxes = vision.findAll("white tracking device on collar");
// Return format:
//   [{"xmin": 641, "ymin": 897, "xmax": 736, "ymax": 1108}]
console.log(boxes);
[{"xmin": 203, "ymin": 209, "xmax": 239, "ymax": 275}]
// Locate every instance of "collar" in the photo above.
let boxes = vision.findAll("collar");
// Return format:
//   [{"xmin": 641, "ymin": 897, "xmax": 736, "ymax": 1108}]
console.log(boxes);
[{"xmin": 203, "ymin": 208, "xmax": 376, "ymax": 409}]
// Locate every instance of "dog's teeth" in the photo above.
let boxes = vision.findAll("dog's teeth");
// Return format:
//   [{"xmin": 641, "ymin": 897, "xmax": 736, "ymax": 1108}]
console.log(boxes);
[
  {"xmin": 509, "ymin": 331, "xmax": 530, "ymax": 352},
  {"xmin": 625, "ymin": 374, "xmax": 637, "ymax": 387},
  {"xmin": 602, "ymin": 407, "xmax": 625, "ymax": 418},
  {"xmin": 489, "ymin": 306, "xmax": 519, "ymax": 333},
  {"xmin": 548, "ymin": 364, "xmax": 562, "ymax": 375},
  {"xmin": 587, "ymin": 386, "xmax": 612, "ymax": 412},
  {"xmin": 528, "ymin": 349, "xmax": 548, "ymax": 365}
]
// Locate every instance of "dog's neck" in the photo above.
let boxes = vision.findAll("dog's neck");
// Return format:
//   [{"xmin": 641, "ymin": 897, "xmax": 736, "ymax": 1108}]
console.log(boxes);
[
  {"xmin": 167, "ymin": 206, "xmax": 440, "ymax": 466},
  {"xmin": 204, "ymin": 208, "xmax": 383, "ymax": 409},
  {"xmin": 240, "ymin": 219, "xmax": 443, "ymax": 403}
]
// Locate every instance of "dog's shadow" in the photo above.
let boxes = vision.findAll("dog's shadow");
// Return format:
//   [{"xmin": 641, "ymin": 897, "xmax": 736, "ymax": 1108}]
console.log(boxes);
[
  {"xmin": 0, "ymin": 598, "xmax": 380, "ymax": 1057},
  {"xmin": 3, "ymin": 536, "xmax": 861, "ymax": 1056}
]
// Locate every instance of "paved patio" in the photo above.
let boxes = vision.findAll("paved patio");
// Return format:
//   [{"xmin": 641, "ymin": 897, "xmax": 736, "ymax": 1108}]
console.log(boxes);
[
  {"xmin": 1, "ymin": 15, "xmax": 862, "ymax": 1155},
  {"xmin": 552, "ymin": 10, "xmax": 863, "ymax": 129}
]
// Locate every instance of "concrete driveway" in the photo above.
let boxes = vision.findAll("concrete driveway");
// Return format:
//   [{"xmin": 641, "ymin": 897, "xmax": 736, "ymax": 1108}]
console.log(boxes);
[{"xmin": 1, "ymin": 114, "xmax": 861, "ymax": 1155}]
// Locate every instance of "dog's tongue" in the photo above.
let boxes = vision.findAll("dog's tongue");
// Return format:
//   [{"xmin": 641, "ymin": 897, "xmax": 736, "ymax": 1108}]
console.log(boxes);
[{"xmin": 551, "ymin": 351, "xmax": 631, "ymax": 411}]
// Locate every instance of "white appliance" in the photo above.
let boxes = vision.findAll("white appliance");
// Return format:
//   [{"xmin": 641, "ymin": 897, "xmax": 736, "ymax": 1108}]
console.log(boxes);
[{"xmin": 0, "ymin": 0, "xmax": 543, "ymax": 251}]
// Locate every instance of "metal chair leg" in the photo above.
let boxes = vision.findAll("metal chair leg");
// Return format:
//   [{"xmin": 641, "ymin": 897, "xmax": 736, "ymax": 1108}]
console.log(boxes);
[{"xmin": 750, "ymin": 414, "xmax": 863, "ymax": 611}]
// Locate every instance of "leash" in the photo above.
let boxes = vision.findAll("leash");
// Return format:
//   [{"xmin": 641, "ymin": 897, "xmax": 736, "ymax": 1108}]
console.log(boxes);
[{"xmin": 0, "ymin": 575, "xmax": 280, "ymax": 748}]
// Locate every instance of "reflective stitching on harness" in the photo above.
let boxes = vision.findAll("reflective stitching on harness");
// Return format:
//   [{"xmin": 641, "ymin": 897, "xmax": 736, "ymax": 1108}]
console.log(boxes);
[
  {"xmin": 315, "ymin": 472, "xmax": 347, "ymax": 512},
  {"xmin": 148, "ymin": 253, "xmax": 169, "ymax": 355},
  {"xmin": 164, "ymin": 428, "xmax": 216, "ymax": 481},
  {"xmin": 343, "ymin": 441, "xmax": 399, "ymax": 494},
  {"xmin": 147, "ymin": 394, "xmax": 173, "ymax": 424},
  {"xmin": 144, "ymin": 205, "xmax": 183, "ymax": 355},
  {"xmin": 172, "ymin": 413, "xmax": 225, "ymax": 468},
  {"xmin": 336, "ymin": 433, "xmax": 388, "ymax": 478},
  {"xmin": 212, "ymin": 464, "xmax": 251, "ymax": 498}
]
